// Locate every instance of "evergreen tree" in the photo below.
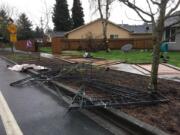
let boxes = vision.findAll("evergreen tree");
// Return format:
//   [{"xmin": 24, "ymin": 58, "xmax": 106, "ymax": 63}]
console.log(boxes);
[
  {"xmin": 0, "ymin": 9, "xmax": 9, "ymax": 42},
  {"xmin": 72, "ymin": 0, "xmax": 84, "ymax": 28},
  {"xmin": 52, "ymin": 0, "xmax": 72, "ymax": 31},
  {"xmin": 17, "ymin": 13, "xmax": 34, "ymax": 40},
  {"xmin": 34, "ymin": 26, "xmax": 44, "ymax": 39}
]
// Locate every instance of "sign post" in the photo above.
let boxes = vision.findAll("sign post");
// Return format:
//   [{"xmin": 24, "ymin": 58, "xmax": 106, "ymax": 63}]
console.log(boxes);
[
  {"xmin": 26, "ymin": 40, "xmax": 33, "ymax": 57},
  {"xmin": 10, "ymin": 34, "xmax": 17, "ymax": 43},
  {"xmin": 7, "ymin": 19, "xmax": 17, "ymax": 53}
]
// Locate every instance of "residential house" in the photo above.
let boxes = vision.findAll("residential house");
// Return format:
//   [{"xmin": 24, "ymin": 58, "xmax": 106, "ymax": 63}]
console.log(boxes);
[
  {"xmin": 65, "ymin": 19, "xmax": 152, "ymax": 39},
  {"xmin": 164, "ymin": 11, "xmax": 180, "ymax": 51},
  {"xmin": 47, "ymin": 31, "xmax": 67, "ymax": 42},
  {"xmin": 120, "ymin": 23, "xmax": 153, "ymax": 38},
  {"xmin": 121, "ymin": 14, "xmax": 180, "ymax": 51},
  {"xmin": 51, "ymin": 19, "xmax": 153, "ymax": 53}
]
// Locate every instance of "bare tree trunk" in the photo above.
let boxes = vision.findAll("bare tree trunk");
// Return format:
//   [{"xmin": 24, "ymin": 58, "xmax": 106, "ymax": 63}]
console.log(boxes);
[
  {"xmin": 102, "ymin": 20, "xmax": 109, "ymax": 52},
  {"xmin": 97, "ymin": 0, "xmax": 111, "ymax": 52},
  {"xmin": 104, "ymin": 0, "xmax": 110, "ymax": 52},
  {"xmin": 9, "ymin": 40, "xmax": 14, "ymax": 54},
  {"xmin": 148, "ymin": 35, "xmax": 161, "ymax": 92},
  {"xmin": 148, "ymin": 1, "xmax": 166, "ymax": 93}
]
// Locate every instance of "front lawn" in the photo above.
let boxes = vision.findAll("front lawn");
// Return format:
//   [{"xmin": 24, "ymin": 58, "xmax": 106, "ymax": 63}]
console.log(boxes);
[
  {"xmin": 62, "ymin": 50, "xmax": 180, "ymax": 67},
  {"xmin": 5, "ymin": 53, "xmax": 39, "ymax": 62},
  {"xmin": 91, "ymin": 50, "xmax": 152, "ymax": 63},
  {"xmin": 168, "ymin": 52, "xmax": 180, "ymax": 67},
  {"xmin": 39, "ymin": 47, "xmax": 52, "ymax": 54},
  {"xmin": 0, "ymin": 43, "xmax": 12, "ymax": 48},
  {"xmin": 62, "ymin": 50, "xmax": 152, "ymax": 63}
]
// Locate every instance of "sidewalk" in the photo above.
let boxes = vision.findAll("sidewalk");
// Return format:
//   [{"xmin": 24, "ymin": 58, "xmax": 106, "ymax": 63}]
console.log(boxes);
[{"xmin": 110, "ymin": 63, "xmax": 180, "ymax": 82}]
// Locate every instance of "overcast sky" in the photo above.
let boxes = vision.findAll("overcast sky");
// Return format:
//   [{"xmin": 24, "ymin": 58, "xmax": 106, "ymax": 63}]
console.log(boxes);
[{"xmin": 0, "ymin": 0, "xmax": 179, "ymax": 29}]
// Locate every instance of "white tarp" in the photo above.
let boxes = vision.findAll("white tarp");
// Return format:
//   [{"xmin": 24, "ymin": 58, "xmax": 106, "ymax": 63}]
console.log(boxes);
[{"xmin": 8, "ymin": 64, "xmax": 47, "ymax": 72}]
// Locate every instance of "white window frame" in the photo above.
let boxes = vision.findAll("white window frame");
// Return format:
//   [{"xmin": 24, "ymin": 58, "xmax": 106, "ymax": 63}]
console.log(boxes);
[{"xmin": 110, "ymin": 34, "xmax": 118, "ymax": 39}]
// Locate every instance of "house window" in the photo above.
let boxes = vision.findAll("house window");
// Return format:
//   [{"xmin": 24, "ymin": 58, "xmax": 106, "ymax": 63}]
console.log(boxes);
[
  {"xmin": 110, "ymin": 34, "xmax": 118, "ymax": 39},
  {"xmin": 170, "ymin": 27, "xmax": 176, "ymax": 42},
  {"xmin": 165, "ymin": 27, "xmax": 176, "ymax": 42}
]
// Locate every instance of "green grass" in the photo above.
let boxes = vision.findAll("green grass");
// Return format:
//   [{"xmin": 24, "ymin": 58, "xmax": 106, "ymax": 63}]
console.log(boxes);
[
  {"xmin": 91, "ymin": 50, "xmax": 152, "ymax": 63},
  {"xmin": 39, "ymin": 47, "xmax": 52, "ymax": 54},
  {"xmin": 168, "ymin": 52, "xmax": 180, "ymax": 67},
  {"xmin": 62, "ymin": 50, "xmax": 84, "ymax": 56},
  {"xmin": 0, "ymin": 43, "xmax": 11, "ymax": 48},
  {"xmin": 62, "ymin": 50, "xmax": 180, "ymax": 67},
  {"xmin": 6, "ymin": 53, "xmax": 39, "ymax": 62},
  {"xmin": 62, "ymin": 50, "xmax": 152, "ymax": 63},
  {"xmin": 4, "ymin": 44, "xmax": 11, "ymax": 48}
]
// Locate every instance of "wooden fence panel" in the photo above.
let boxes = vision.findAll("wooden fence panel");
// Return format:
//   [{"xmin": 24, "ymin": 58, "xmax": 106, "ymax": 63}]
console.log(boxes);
[
  {"xmin": 15, "ymin": 40, "xmax": 37, "ymax": 52},
  {"xmin": 51, "ymin": 38, "xmax": 153, "ymax": 54},
  {"xmin": 109, "ymin": 39, "xmax": 134, "ymax": 49},
  {"xmin": 52, "ymin": 37, "xmax": 63, "ymax": 54}
]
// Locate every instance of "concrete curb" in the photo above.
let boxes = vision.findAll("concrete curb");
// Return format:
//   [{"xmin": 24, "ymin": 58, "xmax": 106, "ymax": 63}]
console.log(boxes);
[
  {"xmin": 163, "ymin": 63, "xmax": 180, "ymax": 71},
  {"xmin": 50, "ymin": 81, "xmax": 169, "ymax": 135},
  {"xmin": 0, "ymin": 56, "xmax": 169, "ymax": 135},
  {"xmin": 0, "ymin": 56, "xmax": 17, "ymax": 65},
  {"xmin": 108, "ymin": 108, "xmax": 169, "ymax": 135}
]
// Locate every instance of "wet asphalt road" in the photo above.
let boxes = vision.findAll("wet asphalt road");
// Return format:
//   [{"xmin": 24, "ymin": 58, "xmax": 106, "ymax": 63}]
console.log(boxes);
[{"xmin": 0, "ymin": 57, "xmax": 113, "ymax": 135}]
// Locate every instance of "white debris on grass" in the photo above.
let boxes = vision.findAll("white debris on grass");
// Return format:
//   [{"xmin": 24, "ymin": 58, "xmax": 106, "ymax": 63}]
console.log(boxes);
[
  {"xmin": 8, "ymin": 64, "xmax": 47, "ymax": 72},
  {"xmin": 83, "ymin": 52, "xmax": 92, "ymax": 58}
]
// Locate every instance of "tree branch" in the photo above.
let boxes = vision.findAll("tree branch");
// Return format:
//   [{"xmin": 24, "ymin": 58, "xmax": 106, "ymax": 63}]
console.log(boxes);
[
  {"xmin": 134, "ymin": 8, "xmax": 152, "ymax": 22},
  {"xmin": 146, "ymin": 0, "xmax": 156, "ymax": 24},
  {"xmin": 120, "ymin": 0, "xmax": 153, "ymax": 17},
  {"xmin": 98, "ymin": 0, "xmax": 103, "ymax": 19},
  {"xmin": 125, "ymin": 11, "xmax": 144, "ymax": 22},
  {"xmin": 150, "ymin": 0, "xmax": 160, "ymax": 6},
  {"xmin": 165, "ymin": 14, "xmax": 180, "ymax": 20},
  {"xmin": 119, "ymin": 0, "xmax": 152, "ymax": 22},
  {"xmin": 166, "ymin": 0, "xmax": 180, "ymax": 18}
]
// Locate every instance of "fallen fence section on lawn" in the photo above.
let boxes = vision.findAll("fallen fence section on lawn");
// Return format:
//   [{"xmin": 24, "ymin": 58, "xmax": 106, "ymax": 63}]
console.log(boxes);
[{"xmin": 10, "ymin": 63, "xmax": 169, "ymax": 109}]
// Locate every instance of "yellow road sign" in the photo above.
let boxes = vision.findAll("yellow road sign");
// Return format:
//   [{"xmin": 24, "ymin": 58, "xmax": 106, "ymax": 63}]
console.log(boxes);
[
  {"xmin": 7, "ymin": 24, "xmax": 17, "ymax": 34},
  {"xmin": 10, "ymin": 34, "xmax": 17, "ymax": 43}
]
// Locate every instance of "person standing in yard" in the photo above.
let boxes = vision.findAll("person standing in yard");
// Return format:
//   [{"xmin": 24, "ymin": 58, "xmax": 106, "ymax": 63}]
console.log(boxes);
[{"xmin": 160, "ymin": 41, "xmax": 169, "ymax": 62}]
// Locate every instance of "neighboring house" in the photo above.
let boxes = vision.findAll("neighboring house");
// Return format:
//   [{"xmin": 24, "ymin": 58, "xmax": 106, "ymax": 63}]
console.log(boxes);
[
  {"xmin": 120, "ymin": 23, "xmax": 153, "ymax": 38},
  {"xmin": 51, "ymin": 19, "xmax": 154, "ymax": 53},
  {"xmin": 47, "ymin": 31, "xmax": 67, "ymax": 42},
  {"xmin": 64, "ymin": 19, "xmax": 152, "ymax": 39},
  {"xmin": 164, "ymin": 11, "xmax": 180, "ymax": 51},
  {"xmin": 49, "ymin": 31, "xmax": 67, "ymax": 38}
]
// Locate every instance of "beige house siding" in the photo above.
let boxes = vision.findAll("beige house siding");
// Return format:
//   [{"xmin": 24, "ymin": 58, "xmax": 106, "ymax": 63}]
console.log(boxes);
[{"xmin": 67, "ymin": 20, "xmax": 131, "ymax": 39}]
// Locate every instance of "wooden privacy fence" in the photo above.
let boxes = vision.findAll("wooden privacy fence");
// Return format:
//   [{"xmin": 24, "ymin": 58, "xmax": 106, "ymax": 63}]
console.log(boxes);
[
  {"xmin": 52, "ymin": 37, "xmax": 153, "ymax": 54},
  {"xmin": 15, "ymin": 40, "xmax": 38, "ymax": 52},
  {"xmin": 0, "ymin": 43, "xmax": 5, "ymax": 48}
]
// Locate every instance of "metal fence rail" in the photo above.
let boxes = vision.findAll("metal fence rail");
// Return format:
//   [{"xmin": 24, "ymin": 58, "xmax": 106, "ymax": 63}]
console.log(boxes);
[
  {"xmin": 69, "ymin": 80, "xmax": 168, "ymax": 109},
  {"xmin": 10, "ymin": 63, "xmax": 169, "ymax": 109}
]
